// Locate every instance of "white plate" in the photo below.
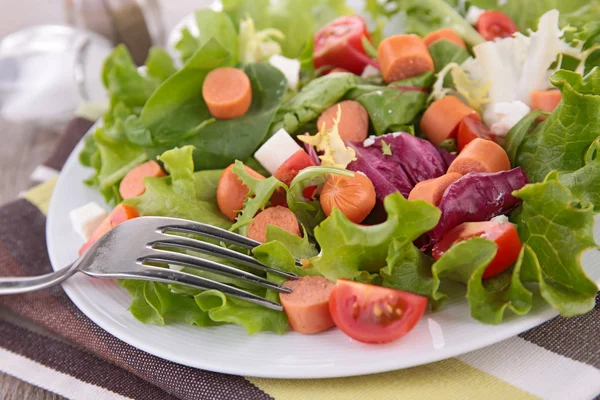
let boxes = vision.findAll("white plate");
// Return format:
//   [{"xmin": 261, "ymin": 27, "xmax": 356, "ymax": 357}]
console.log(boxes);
[{"xmin": 46, "ymin": 132, "xmax": 600, "ymax": 379}]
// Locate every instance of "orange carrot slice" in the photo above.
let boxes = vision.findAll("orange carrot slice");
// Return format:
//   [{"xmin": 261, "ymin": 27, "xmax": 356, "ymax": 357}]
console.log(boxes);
[
  {"xmin": 377, "ymin": 34, "xmax": 435, "ymax": 83},
  {"xmin": 420, "ymin": 96, "xmax": 478, "ymax": 147},
  {"xmin": 119, "ymin": 160, "xmax": 166, "ymax": 200},
  {"xmin": 202, "ymin": 67, "xmax": 252, "ymax": 120}
]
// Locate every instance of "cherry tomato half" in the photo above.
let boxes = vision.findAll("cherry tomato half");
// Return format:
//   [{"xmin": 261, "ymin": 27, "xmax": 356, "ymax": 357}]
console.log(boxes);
[
  {"xmin": 274, "ymin": 149, "xmax": 316, "ymax": 186},
  {"xmin": 432, "ymin": 221, "xmax": 522, "ymax": 279},
  {"xmin": 313, "ymin": 15, "xmax": 378, "ymax": 75},
  {"xmin": 457, "ymin": 114, "xmax": 494, "ymax": 152},
  {"xmin": 476, "ymin": 11, "xmax": 519, "ymax": 41},
  {"xmin": 329, "ymin": 280, "xmax": 428, "ymax": 344}
]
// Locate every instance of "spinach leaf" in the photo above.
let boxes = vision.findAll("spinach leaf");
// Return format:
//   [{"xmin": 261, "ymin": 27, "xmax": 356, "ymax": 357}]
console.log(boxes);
[
  {"xmin": 271, "ymin": 72, "xmax": 359, "ymax": 134},
  {"xmin": 347, "ymin": 72, "xmax": 434, "ymax": 135},
  {"xmin": 428, "ymin": 39, "xmax": 470, "ymax": 73},
  {"xmin": 503, "ymin": 110, "xmax": 546, "ymax": 166}
]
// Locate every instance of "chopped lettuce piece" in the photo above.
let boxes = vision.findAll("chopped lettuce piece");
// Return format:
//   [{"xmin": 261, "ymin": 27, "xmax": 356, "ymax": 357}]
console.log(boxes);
[
  {"xmin": 239, "ymin": 17, "xmax": 284, "ymax": 63},
  {"xmin": 311, "ymin": 193, "xmax": 441, "ymax": 280},
  {"xmin": 299, "ymin": 105, "xmax": 357, "ymax": 168},
  {"xmin": 230, "ymin": 160, "xmax": 287, "ymax": 235}
]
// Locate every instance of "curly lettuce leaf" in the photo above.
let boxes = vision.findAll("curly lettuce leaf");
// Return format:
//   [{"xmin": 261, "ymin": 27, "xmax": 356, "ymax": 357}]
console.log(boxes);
[
  {"xmin": 230, "ymin": 160, "xmax": 287, "ymax": 235},
  {"xmin": 286, "ymin": 166, "xmax": 353, "ymax": 233},
  {"xmin": 124, "ymin": 146, "xmax": 231, "ymax": 229},
  {"xmin": 311, "ymin": 194, "xmax": 441, "ymax": 280},
  {"xmin": 512, "ymin": 172, "xmax": 599, "ymax": 316},
  {"xmin": 517, "ymin": 68, "xmax": 600, "ymax": 211}
]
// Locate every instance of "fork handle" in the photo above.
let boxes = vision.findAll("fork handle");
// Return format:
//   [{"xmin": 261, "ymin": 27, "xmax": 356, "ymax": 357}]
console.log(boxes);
[{"xmin": 0, "ymin": 262, "xmax": 80, "ymax": 295}]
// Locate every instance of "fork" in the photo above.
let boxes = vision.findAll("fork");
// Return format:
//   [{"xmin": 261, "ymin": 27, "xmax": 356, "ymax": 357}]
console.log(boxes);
[{"xmin": 0, "ymin": 217, "xmax": 298, "ymax": 311}]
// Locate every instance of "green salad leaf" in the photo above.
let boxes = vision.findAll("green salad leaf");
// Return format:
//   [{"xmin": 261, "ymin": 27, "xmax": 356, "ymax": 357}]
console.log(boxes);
[
  {"xmin": 347, "ymin": 72, "xmax": 434, "ymax": 135},
  {"xmin": 230, "ymin": 160, "xmax": 287, "ymax": 235},
  {"xmin": 512, "ymin": 172, "xmax": 599, "ymax": 316},
  {"xmin": 175, "ymin": 10, "xmax": 239, "ymax": 64},
  {"xmin": 145, "ymin": 60, "xmax": 287, "ymax": 170},
  {"xmin": 272, "ymin": 72, "xmax": 359, "ymax": 134},
  {"xmin": 311, "ymin": 194, "xmax": 440, "ymax": 280},
  {"xmin": 517, "ymin": 68, "xmax": 600, "ymax": 211},
  {"xmin": 124, "ymin": 146, "xmax": 231, "ymax": 229},
  {"xmin": 428, "ymin": 40, "xmax": 470, "ymax": 73},
  {"xmin": 503, "ymin": 110, "xmax": 546, "ymax": 166}
]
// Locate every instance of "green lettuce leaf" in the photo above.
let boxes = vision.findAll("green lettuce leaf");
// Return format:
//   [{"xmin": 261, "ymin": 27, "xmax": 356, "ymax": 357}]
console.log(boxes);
[
  {"xmin": 517, "ymin": 68, "xmax": 600, "ymax": 211},
  {"xmin": 503, "ymin": 110, "xmax": 546, "ymax": 166},
  {"xmin": 347, "ymin": 72, "xmax": 434, "ymax": 135},
  {"xmin": 271, "ymin": 72, "xmax": 359, "ymax": 134},
  {"xmin": 428, "ymin": 40, "xmax": 470, "ymax": 73},
  {"xmin": 124, "ymin": 146, "xmax": 231, "ymax": 229},
  {"xmin": 230, "ymin": 160, "xmax": 287, "ymax": 235},
  {"xmin": 311, "ymin": 194, "xmax": 440, "ymax": 280},
  {"xmin": 512, "ymin": 172, "xmax": 599, "ymax": 316},
  {"xmin": 286, "ymin": 166, "xmax": 353, "ymax": 233}
]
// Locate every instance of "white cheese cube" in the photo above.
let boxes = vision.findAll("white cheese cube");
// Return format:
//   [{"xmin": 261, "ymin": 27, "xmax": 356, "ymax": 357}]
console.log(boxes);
[
  {"xmin": 485, "ymin": 101, "xmax": 531, "ymax": 136},
  {"xmin": 69, "ymin": 202, "xmax": 108, "ymax": 241},
  {"xmin": 361, "ymin": 64, "xmax": 380, "ymax": 79},
  {"xmin": 466, "ymin": 6, "xmax": 485, "ymax": 25},
  {"xmin": 254, "ymin": 128, "xmax": 302, "ymax": 175},
  {"xmin": 269, "ymin": 55, "xmax": 301, "ymax": 90},
  {"xmin": 491, "ymin": 215, "xmax": 509, "ymax": 224}
]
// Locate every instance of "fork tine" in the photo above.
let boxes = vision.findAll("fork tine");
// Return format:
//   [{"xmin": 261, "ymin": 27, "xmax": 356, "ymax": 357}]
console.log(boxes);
[
  {"xmin": 149, "ymin": 237, "xmax": 298, "ymax": 280},
  {"xmin": 115, "ymin": 265, "xmax": 284, "ymax": 311},
  {"xmin": 158, "ymin": 221, "xmax": 304, "ymax": 267},
  {"xmin": 141, "ymin": 251, "xmax": 292, "ymax": 293}
]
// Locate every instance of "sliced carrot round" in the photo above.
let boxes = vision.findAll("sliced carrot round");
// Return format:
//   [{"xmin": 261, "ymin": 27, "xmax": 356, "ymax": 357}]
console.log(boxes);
[
  {"xmin": 247, "ymin": 206, "xmax": 301, "ymax": 243},
  {"xmin": 217, "ymin": 164, "xmax": 265, "ymax": 221},
  {"xmin": 424, "ymin": 28, "xmax": 466, "ymax": 49},
  {"xmin": 202, "ymin": 67, "xmax": 252, "ymax": 120},
  {"xmin": 377, "ymin": 34, "xmax": 434, "ymax": 83},
  {"xmin": 530, "ymin": 90, "xmax": 561, "ymax": 120},
  {"xmin": 119, "ymin": 160, "xmax": 166, "ymax": 200},
  {"xmin": 420, "ymin": 96, "xmax": 478, "ymax": 147},
  {"xmin": 447, "ymin": 138, "xmax": 511, "ymax": 175},
  {"xmin": 317, "ymin": 100, "xmax": 369, "ymax": 142}
]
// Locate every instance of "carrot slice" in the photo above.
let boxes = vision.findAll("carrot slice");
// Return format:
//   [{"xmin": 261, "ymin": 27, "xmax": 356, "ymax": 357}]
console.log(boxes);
[
  {"xmin": 202, "ymin": 67, "xmax": 252, "ymax": 120},
  {"xmin": 79, "ymin": 204, "xmax": 139, "ymax": 255},
  {"xmin": 408, "ymin": 172, "xmax": 463, "ymax": 206},
  {"xmin": 280, "ymin": 276, "xmax": 335, "ymax": 334},
  {"xmin": 247, "ymin": 206, "xmax": 301, "ymax": 243},
  {"xmin": 377, "ymin": 34, "xmax": 435, "ymax": 83},
  {"xmin": 448, "ymin": 138, "xmax": 511, "ymax": 175},
  {"xmin": 530, "ymin": 90, "xmax": 561, "ymax": 120},
  {"xmin": 316, "ymin": 100, "xmax": 369, "ymax": 142},
  {"xmin": 119, "ymin": 160, "xmax": 166, "ymax": 200},
  {"xmin": 420, "ymin": 96, "xmax": 478, "ymax": 147},
  {"xmin": 424, "ymin": 28, "xmax": 466, "ymax": 49}
]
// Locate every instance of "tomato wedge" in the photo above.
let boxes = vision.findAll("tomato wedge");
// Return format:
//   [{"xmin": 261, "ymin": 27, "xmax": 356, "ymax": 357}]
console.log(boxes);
[
  {"xmin": 457, "ymin": 114, "xmax": 494, "ymax": 152},
  {"xmin": 329, "ymin": 280, "xmax": 428, "ymax": 344},
  {"xmin": 476, "ymin": 11, "xmax": 519, "ymax": 41},
  {"xmin": 274, "ymin": 149, "xmax": 315, "ymax": 186},
  {"xmin": 313, "ymin": 15, "xmax": 378, "ymax": 75},
  {"xmin": 432, "ymin": 221, "xmax": 522, "ymax": 279}
]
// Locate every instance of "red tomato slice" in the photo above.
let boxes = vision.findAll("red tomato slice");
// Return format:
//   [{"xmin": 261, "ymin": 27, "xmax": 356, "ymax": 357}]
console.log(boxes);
[
  {"xmin": 432, "ymin": 221, "xmax": 522, "ymax": 279},
  {"xmin": 274, "ymin": 149, "xmax": 315, "ymax": 186},
  {"xmin": 476, "ymin": 11, "xmax": 519, "ymax": 41},
  {"xmin": 457, "ymin": 114, "xmax": 494, "ymax": 152},
  {"xmin": 329, "ymin": 280, "xmax": 427, "ymax": 344},
  {"xmin": 313, "ymin": 15, "xmax": 378, "ymax": 75}
]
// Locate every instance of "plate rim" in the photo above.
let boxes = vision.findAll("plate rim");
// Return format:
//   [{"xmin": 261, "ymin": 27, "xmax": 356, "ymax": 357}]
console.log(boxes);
[{"xmin": 46, "ymin": 127, "xmax": 571, "ymax": 379}]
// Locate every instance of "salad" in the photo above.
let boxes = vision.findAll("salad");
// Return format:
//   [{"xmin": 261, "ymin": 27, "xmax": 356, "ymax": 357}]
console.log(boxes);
[{"xmin": 74, "ymin": 0, "xmax": 600, "ymax": 344}]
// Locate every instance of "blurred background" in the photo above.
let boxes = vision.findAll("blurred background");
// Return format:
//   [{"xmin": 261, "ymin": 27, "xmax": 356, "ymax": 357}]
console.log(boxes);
[
  {"xmin": 0, "ymin": 0, "xmax": 208, "ymax": 208},
  {"xmin": 0, "ymin": 1, "xmax": 206, "ymax": 395}
]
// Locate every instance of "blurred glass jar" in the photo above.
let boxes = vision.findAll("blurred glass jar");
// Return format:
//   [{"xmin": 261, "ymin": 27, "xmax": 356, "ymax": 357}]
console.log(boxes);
[{"xmin": 0, "ymin": 25, "xmax": 113, "ymax": 126}]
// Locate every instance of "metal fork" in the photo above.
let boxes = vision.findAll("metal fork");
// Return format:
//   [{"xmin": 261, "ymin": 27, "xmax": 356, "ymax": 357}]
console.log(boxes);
[{"xmin": 0, "ymin": 217, "xmax": 298, "ymax": 311}]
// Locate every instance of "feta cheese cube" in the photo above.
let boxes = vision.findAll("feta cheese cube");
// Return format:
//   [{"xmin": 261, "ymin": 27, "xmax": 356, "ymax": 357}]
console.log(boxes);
[
  {"xmin": 69, "ymin": 202, "xmax": 108, "ymax": 241},
  {"xmin": 361, "ymin": 64, "xmax": 380, "ymax": 79},
  {"xmin": 269, "ymin": 55, "xmax": 301, "ymax": 90},
  {"xmin": 485, "ymin": 101, "xmax": 531, "ymax": 136},
  {"xmin": 466, "ymin": 6, "xmax": 485, "ymax": 25},
  {"xmin": 254, "ymin": 128, "xmax": 302, "ymax": 175}
]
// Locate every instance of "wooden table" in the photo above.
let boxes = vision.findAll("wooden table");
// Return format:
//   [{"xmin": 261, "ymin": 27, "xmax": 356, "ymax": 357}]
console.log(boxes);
[{"xmin": 0, "ymin": 119, "xmax": 64, "ymax": 399}]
